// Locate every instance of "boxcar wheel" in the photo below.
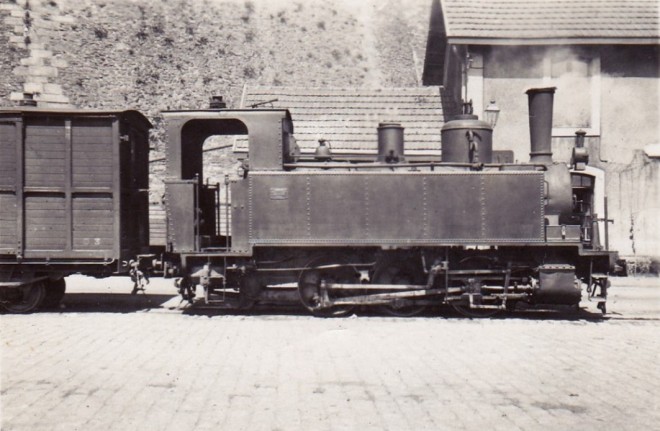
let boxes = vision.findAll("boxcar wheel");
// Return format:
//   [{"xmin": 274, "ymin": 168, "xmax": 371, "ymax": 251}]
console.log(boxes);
[
  {"xmin": 2, "ymin": 282, "xmax": 46, "ymax": 313},
  {"xmin": 42, "ymin": 278, "xmax": 66, "ymax": 309}
]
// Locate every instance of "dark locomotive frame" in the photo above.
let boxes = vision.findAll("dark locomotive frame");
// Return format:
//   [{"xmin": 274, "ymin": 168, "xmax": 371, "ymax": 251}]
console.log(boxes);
[
  {"xmin": 0, "ymin": 88, "xmax": 616, "ymax": 316},
  {"xmin": 160, "ymin": 87, "xmax": 614, "ymax": 317}
]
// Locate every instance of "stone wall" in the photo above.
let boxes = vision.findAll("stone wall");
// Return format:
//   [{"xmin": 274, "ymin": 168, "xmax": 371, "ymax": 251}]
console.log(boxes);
[
  {"xmin": 2, "ymin": 0, "xmax": 74, "ymax": 107},
  {"xmin": 0, "ymin": 0, "xmax": 432, "ymax": 203},
  {"xmin": 0, "ymin": 2, "xmax": 27, "ymax": 100},
  {"xmin": 1, "ymin": 0, "xmax": 430, "ymax": 135}
]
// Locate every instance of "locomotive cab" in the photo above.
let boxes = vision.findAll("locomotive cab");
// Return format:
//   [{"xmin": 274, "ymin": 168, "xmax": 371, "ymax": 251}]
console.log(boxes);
[
  {"xmin": 161, "ymin": 105, "xmax": 294, "ymax": 256},
  {"xmin": 570, "ymin": 169, "xmax": 604, "ymax": 249}
]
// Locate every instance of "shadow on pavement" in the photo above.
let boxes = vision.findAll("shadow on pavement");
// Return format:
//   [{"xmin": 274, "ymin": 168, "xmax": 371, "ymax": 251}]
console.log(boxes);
[
  {"xmin": 35, "ymin": 299, "xmax": 657, "ymax": 321},
  {"xmin": 179, "ymin": 303, "xmax": 611, "ymax": 321},
  {"xmin": 42, "ymin": 293, "xmax": 177, "ymax": 314}
]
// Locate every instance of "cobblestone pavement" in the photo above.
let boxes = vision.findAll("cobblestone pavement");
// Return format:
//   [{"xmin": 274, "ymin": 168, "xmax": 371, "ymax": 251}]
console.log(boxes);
[{"xmin": 1, "ymin": 276, "xmax": 659, "ymax": 431}]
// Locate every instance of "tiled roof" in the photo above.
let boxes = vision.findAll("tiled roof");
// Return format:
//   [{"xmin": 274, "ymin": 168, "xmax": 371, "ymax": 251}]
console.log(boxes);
[
  {"xmin": 441, "ymin": 0, "xmax": 660, "ymax": 43},
  {"xmin": 239, "ymin": 86, "xmax": 445, "ymax": 154}
]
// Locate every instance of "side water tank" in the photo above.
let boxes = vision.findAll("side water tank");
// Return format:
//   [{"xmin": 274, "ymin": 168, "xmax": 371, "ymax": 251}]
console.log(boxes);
[{"xmin": 441, "ymin": 114, "xmax": 493, "ymax": 163}]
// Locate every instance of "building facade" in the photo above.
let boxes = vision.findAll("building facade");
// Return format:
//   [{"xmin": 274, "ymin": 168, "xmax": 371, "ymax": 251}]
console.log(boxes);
[{"xmin": 423, "ymin": 0, "xmax": 660, "ymax": 262}]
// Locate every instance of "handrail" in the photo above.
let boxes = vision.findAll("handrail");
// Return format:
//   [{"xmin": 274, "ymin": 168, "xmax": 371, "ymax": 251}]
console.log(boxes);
[{"xmin": 282, "ymin": 162, "xmax": 547, "ymax": 170}]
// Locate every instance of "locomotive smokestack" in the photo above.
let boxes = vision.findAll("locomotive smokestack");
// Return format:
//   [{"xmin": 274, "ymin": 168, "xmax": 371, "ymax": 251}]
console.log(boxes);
[
  {"xmin": 377, "ymin": 123, "xmax": 405, "ymax": 163},
  {"xmin": 526, "ymin": 87, "xmax": 556, "ymax": 164}
]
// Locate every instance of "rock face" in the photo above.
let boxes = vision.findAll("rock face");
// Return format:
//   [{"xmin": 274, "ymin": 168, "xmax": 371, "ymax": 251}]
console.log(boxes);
[
  {"xmin": 2, "ymin": 0, "xmax": 73, "ymax": 107},
  {"xmin": 2, "ymin": 0, "xmax": 430, "ymax": 107},
  {"xmin": 1, "ymin": 0, "xmax": 431, "ymax": 201}
]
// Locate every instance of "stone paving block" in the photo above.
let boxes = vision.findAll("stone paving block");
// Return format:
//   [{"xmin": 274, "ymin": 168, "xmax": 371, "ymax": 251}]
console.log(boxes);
[
  {"xmin": 23, "ymin": 82, "xmax": 44, "ymax": 93},
  {"xmin": 20, "ymin": 56, "xmax": 44, "ymax": 66},
  {"xmin": 28, "ymin": 76, "xmax": 51, "ymax": 84},
  {"xmin": 30, "ymin": 48, "xmax": 53, "ymax": 58},
  {"xmin": 9, "ymin": 91, "xmax": 25, "ymax": 101},
  {"xmin": 5, "ymin": 16, "xmax": 22, "ymax": 25},
  {"xmin": 12, "ymin": 65, "xmax": 28, "ymax": 76},
  {"xmin": 37, "ymin": 100, "xmax": 77, "ymax": 109},
  {"xmin": 9, "ymin": 35, "xmax": 26, "ymax": 44},
  {"xmin": 50, "ymin": 58, "xmax": 68, "ymax": 68},
  {"xmin": 36, "ymin": 93, "xmax": 69, "ymax": 104},
  {"xmin": 28, "ymin": 65, "xmax": 58, "ymax": 77},
  {"xmin": 52, "ymin": 15, "xmax": 76, "ymax": 24},
  {"xmin": 1, "ymin": 282, "xmax": 659, "ymax": 431}
]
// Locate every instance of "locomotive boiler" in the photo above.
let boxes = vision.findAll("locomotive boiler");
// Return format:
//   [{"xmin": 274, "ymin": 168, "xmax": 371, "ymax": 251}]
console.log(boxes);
[{"xmin": 158, "ymin": 87, "xmax": 615, "ymax": 316}]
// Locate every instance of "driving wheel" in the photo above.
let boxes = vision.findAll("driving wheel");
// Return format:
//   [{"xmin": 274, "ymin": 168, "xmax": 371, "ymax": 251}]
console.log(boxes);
[
  {"xmin": 298, "ymin": 257, "xmax": 357, "ymax": 317},
  {"xmin": 373, "ymin": 263, "xmax": 426, "ymax": 317}
]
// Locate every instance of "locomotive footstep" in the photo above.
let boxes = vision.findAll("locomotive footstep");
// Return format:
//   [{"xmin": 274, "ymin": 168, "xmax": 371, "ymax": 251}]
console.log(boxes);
[{"xmin": 450, "ymin": 302, "xmax": 502, "ymax": 318}]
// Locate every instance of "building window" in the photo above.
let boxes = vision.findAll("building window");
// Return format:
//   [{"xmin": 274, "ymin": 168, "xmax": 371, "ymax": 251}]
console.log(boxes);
[{"xmin": 543, "ymin": 50, "xmax": 601, "ymax": 136}]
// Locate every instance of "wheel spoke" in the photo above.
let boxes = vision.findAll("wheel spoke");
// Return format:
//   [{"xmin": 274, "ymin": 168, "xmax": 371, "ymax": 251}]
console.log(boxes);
[
  {"xmin": 298, "ymin": 257, "xmax": 356, "ymax": 317},
  {"xmin": 2, "ymin": 282, "xmax": 46, "ymax": 313},
  {"xmin": 373, "ymin": 259, "xmax": 426, "ymax": 317}
]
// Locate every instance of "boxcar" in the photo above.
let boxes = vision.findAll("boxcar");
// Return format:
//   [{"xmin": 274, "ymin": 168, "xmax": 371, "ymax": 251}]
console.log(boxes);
[{"xmin": 0, "ymin": 107, "xmax": 151, "ymax": 312}]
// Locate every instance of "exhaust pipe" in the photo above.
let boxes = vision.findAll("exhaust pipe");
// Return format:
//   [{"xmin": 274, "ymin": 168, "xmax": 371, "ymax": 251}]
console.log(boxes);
[{"xmin": 526, "ymin": 87, "xmax": 556, "ymax": 164}]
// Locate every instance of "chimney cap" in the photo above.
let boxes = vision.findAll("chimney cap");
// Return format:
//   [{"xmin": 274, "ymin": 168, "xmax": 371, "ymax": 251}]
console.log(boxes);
[
  {"xmin": 209, "ymin": 95, "xmax": 227, "ymax": 109},
  {"xmin": 525, "ymin": 86, "xmax": 556, "ymax": 95},
  {"xmin": 19, "ymin": 92, "xmax": 37, "ymax": 107}
]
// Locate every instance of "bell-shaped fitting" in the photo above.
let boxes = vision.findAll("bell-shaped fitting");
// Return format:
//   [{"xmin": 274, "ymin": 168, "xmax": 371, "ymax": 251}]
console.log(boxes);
[{"xmin": 314, "ymin": 139, "xmax": 332, "ymax": 161}]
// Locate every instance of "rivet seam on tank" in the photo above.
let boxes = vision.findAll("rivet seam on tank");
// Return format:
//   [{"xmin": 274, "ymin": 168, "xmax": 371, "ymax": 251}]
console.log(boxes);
[
  {"xmin": 364, "ymin": 176, "xmax": 370, "ymax": 238},
  {"xmin": 422, "ymin": 176, "xmax": 429, "ymax": 238},
  {"xmin": 306, "ymin": 176, "xmax": 312, "ymax": 238},
  {"xmin": 480, "ymin": 175, "xmax": 487, "ymax": 238},
  {"xmin": 248, "ymin": 177, "xmax": 253, "ymax": 240}
]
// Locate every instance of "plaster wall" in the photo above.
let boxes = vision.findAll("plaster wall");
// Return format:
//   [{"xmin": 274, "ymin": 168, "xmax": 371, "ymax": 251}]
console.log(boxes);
[
  {"xmin": 611, "ymin": 155, "xmax": 660, "ymax": 258},
  {"xmin": 600, "ymin": 47, "xmax": 659, "ymax": 258},
  {"xmin": 480, "ymin": 45, "xmax": 659, "ymax": 258},
  {"xmin": 600, "ymin": 47, "xmax": 659, "ymax": 164}
]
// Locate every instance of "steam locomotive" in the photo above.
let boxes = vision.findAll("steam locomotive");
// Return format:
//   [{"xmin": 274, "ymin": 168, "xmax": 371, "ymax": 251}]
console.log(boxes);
[{"xmin": 0, "ymin": 87, "xmax": 615, "ymax": 316}]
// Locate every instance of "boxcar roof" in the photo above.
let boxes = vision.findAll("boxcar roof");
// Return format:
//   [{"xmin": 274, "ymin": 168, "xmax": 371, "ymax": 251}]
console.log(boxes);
[{"xmin": 0, "ymin": 107, "xmax": 152, "ymax": 129}]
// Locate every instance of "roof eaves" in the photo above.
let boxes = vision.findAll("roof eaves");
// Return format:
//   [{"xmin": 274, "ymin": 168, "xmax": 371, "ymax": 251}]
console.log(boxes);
[
  {"xmin": 439, "ymin": 0, "xmax": 451, "ymax": 40},
  {"xmin": 447, "ymin": 36, "xmax": 660, "ymax": 46}
]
